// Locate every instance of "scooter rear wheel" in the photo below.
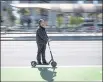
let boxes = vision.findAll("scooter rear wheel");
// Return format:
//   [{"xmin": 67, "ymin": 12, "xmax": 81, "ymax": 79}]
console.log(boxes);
[
  {"xmin": 31, "ymin": 61, "xmax": 37, "ymax": 67},
  {"xmin": 51, "ymin": 61, "xmax": 57, "ymax": 67}
]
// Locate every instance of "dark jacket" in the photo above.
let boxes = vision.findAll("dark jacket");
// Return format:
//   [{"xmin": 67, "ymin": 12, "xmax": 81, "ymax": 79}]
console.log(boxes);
[{"xmin": 36, "ymin": 26, "xmax": 49, "ymax": 44}]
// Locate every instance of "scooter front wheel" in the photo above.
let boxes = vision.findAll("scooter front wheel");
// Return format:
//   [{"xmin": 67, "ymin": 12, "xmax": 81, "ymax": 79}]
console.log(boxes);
[
  {"xmin": 51, "ymin": 61, "xmax": 57, "ymax": 68},
  {"xmin": 31, "ymin": 61, "xmax": 37, "ymax": 67}
]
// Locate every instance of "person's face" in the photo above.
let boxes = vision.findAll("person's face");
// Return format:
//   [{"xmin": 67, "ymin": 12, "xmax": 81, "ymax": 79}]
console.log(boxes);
[{"xmin": 40, "ymin": 20, "xmax": 47, "ymax": 27}]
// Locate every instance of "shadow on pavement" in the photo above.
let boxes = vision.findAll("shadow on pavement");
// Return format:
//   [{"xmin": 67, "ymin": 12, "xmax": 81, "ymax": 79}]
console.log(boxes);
[{"xmin": 37, "ymin": 67, "xmax": 57, "ymax": 82}]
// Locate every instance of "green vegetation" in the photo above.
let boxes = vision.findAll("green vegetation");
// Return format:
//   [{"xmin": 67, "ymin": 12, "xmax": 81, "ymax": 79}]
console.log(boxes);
[
  {"xmin": 18, "ymin": 8, "xmax": 30, "ymax": 15},
  {"xmin": 70, "ymin": 16, "xmax": 84, "ymax": 25},
  {"xmin": 57, "ymin": 16, "xmax": 63, "ymax": 28}
]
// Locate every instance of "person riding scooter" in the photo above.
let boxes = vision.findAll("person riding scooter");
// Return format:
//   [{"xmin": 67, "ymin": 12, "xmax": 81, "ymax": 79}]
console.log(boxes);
[{"xmin": 36, "ymin": 19, "xmax": 49, "ymax": 65}]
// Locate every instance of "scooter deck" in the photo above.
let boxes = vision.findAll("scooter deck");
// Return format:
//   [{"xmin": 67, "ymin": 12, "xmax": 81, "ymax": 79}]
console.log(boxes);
[
  {"xmin": 36, "ymin": 64, "xmax": 49, "ymax": 65},
  {"xmin": 31, "ymin": 63, "xmax": 51, "ymax": 68}
]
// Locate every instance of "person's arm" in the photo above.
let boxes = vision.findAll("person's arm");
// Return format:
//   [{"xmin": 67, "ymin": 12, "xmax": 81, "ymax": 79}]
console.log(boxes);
[{"xmin": 38, "ymin": 29, "xmax": 48, "ymax": 42}]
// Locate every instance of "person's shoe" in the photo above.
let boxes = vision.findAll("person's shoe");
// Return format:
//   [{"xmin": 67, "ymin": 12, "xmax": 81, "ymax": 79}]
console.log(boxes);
[
  {"xmin": 43, "ymin": 61, "xmax": 49, "ymax": 65},
  {"xmin": 37, "ymin": 61, "xmax": 42, "ymax": 65}
]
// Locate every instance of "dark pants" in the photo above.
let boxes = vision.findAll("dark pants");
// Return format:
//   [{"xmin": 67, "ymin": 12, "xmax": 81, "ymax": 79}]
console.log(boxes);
[{"xmin": 37, "ymin": 44, "xmax": 46, "ymax": 62}]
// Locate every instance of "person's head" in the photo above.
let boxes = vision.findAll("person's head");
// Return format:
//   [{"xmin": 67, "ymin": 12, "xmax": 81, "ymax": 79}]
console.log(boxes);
[{"xmin": 38, "ymin": 19, "xmax": 47, "ymax": 27}]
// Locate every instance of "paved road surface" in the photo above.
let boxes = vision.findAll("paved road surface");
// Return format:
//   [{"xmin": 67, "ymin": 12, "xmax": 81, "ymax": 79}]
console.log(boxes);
[{"xmin": 1, "ymin": 41, "xmax": 102, "ymax": 67}]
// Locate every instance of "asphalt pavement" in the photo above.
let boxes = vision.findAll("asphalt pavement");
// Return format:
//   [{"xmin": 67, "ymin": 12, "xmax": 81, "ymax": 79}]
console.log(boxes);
[{"xmin": 1, "ymin": 41, "xmax": 102, "ymax": 67}]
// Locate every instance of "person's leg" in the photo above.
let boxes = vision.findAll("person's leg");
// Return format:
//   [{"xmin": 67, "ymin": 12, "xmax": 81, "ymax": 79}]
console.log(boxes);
[
  {"xmin": 42, "ymin": 44, "xmax": 48, "ymax": 64},
  {"xmin": 37, "ymin": 44, "xmax": 44, "ymax": 64}
]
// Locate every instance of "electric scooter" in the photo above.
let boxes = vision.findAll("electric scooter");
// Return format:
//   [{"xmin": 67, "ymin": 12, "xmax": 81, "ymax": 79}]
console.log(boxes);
[{"xmin": 31, "ymin": 41, "xmax": 57, "ymax": 68}]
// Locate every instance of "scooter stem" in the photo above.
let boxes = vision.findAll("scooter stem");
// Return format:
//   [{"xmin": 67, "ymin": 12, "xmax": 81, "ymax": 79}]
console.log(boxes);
[{"xmin": 48, "ymin": 41, "xmax": 54, "ymax": 61}]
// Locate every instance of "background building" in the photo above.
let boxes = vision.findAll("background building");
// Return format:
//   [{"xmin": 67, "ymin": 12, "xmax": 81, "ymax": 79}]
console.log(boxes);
[
  {"xmin": 1, "ymin": 0, "xmax": 103, "ymax": 32},
  {"xmin": 14, "ymin": 0, "xmax": 102, "ymax": 28}
]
